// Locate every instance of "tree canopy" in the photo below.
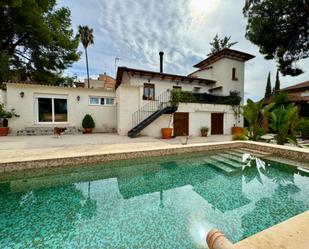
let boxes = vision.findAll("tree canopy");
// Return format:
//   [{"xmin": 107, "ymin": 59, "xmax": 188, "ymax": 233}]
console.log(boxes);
[
  {"xmin": 78, "ymin": 25, "xmax": 94, "ymax": 88},
  {"xmin": 208, "ymin": 34, "xmax": 238, "ymax": 55},
  {"xmin": 0, "ymin": 0, "xmax": 80, "ymax": 84},
  {"xmin": 243, "ymin": 0, "xmax": 309, "ymax": 76},
  {"xmin": 78, "ymin": 26, "xmax": 94, "ymax": 50}
]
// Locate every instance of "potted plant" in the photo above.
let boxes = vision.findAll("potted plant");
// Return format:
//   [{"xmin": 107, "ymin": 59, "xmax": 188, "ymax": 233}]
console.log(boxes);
[
  {"xmin": 200, "ymin": 126, "xmax": 209, "ymax": 137},
  {"xmin": 161, "ymin": 114, "xmax": 173, "ymax": 139},
  {"xmin": 0, "ymin": 103, "xmax": 19, "ymax": 136},
  {"xmin": 82, "ymin": 114, "xmax": 95, "ymax": 134}
]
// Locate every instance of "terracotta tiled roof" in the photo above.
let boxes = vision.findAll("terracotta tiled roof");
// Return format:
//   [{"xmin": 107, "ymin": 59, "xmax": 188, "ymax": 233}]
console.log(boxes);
[
  {"xmin": 115, "ymin": 67, "xmax": 216, "ymax": 89},
  {"xmin": 193, "ymin": 48, "xmax": 255, "ymax": 68},
  {"xmin": 281, "ymin": 81, "xmax": 309, "ymax": 92}
]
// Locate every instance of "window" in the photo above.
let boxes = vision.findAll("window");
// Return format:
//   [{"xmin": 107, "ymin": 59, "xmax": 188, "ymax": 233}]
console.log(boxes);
[
  {"xmin": 143, "ymin": 83, "xmax": 155, "ymax": 100},
  {"xmin": 106, "ymin": 98, "xmax": 114, "ymax": 105},
  {"xmin": 89, "ymin": 96, "xmax": 115, "ymax": 106},
  {"xmin": 232, "ymin": 67, "xmax": 238, "ymax": 81},
  {"xmin": 173, "ymin": 86, "xmax": 182, "ymax": 90},
  {"xmin": 193, "ymin": 87, "xmax": 200, "ymax": 93},
  {"xmin": 37, "ymin": 97, "xmax": 68, "ymax": 123},
  {"xmin": 89, "ymin": 97, "xmax": 100, "ymax": 105}
]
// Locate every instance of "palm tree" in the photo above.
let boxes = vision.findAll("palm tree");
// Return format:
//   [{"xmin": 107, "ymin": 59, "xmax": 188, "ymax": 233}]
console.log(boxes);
[
  {"xmin": 209, "ymin": 34, "xmax": 238, "ymax": 55},
  {"xmin": 78, "ymin": 25, "xmax": 94, "ymax": 88},
  {"xmin": 269, "ymin": 103, "xmax": 298, "ymax": 145},
  {"xmin": 242, "ymin": 99, "xmax": 275, "ymax": 141}
]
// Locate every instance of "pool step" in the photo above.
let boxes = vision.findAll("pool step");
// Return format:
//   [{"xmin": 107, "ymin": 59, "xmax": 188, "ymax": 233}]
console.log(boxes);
[
  {"xmin": 217, "ymin": 153, "xmax": 247, "ymax": 164},
  {"xmin": 237, "ymin": 148, "xmax": 270, "ymax": 156},
  {"xmin": 225, "ymin": 150, "xmax": 245, "ymax": 157},
  {"xmin": 209, "ymin": 155, "xmax": 243, "ymax": 169},
  {"xmin": 232, "ymin": 148, "xmax": 270, "ymax": 158},
  {"xmin": 204, "ymin": 155, "xmax": 244, "ymax": 175},
  {"xmin": 205, "ymin": 158, "xmax": 236, "ymax": 174}
]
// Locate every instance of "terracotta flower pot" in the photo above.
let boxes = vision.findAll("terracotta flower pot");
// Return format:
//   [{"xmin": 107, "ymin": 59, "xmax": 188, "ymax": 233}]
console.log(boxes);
[
  {"xmin": 161, "ymin": 128, "xmax": 173, "ymax": 139},
  {"xmin": 0, "ymin": 127, "xmax": 9, "ymax": 136},
  {"xmin": 83, "ymin": 128, "xmax": 93, "ymax": 134},
  {"xmin": 201, "ymin": 131, "xmax": 208, "ymax": 137},
  {"xmin": 232, "ymin": 127, "xmax": 243, "ymax": 135}
]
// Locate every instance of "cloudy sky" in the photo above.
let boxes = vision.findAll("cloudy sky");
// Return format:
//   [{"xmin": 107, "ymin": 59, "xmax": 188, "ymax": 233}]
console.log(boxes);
[{"xmin": 58, "ymin": 0, "xmax": 309, "ymax": 101}]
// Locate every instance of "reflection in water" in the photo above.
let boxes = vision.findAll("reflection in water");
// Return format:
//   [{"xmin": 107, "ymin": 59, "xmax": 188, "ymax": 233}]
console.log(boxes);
[
  {"xmin": 0, "ymin": 184, "xmax": 98, "ymax": 247},
  {"xmin": 190, "ymin": 219, "xmax": 214, "ymax": 248},
  {"xmin": 0, "ymin": 150, "xmax": 308, "ymax": 248}
]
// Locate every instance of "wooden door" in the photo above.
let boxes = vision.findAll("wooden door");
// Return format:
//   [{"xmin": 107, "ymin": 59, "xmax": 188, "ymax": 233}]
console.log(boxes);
[
  {"xmin": 211, "ymin": 113, "xmax": 224, "ymax": 135},
  {"xmin": 173, "ymin": 113, "xmax": 189, "ymax": 136}
]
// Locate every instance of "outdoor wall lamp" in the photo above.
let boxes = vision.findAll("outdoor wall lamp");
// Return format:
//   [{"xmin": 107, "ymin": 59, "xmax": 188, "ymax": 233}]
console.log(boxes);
[
  {"xmin": 77, "ymin": 95, "xmax": 80, "ymax": 101},
  {"xmin": 20, "ymin": 91, "xmax": 25, "ymax": 98}
]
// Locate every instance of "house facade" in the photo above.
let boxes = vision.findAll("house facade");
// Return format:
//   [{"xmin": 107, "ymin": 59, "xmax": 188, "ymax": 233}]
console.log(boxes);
[
  {"xmin": 2, "ymin": 84, "xmax": 117, "ymax": 134},
  {"xmin": 0, "ymin": 48, "xmax": 254, "ymax": 137}
]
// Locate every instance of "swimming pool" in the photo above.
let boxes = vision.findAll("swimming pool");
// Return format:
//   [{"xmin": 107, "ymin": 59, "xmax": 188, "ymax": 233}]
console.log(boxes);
[{"xmin": 0, "ymin": 148, "xmax": 308, "ymax": 248}]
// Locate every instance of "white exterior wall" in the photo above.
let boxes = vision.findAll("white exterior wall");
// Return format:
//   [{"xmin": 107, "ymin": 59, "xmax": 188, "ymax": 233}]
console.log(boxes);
[
  {"xmin": 6, "ymin": 84, "xmax": 116, "ymax": 134},
  {"xmin": 141, "ymin": 114, "xmax": 171, "ymax": 137},
  {"xmin": 120, "ymin": 72, "xmax": 213, "ymax": 109},
  {"xmin": 116, "ymin": 73, "xmax": 243, "ymax": 137},
  {"xmin": 177, "ymin": 103, "xmax": 242, "ymax": 136},
  {"xmin": 190, "ymin": 58, "xmax": 245, "ymax": 103},
  {"xmin": 116, "ymin": 84, "xmax": 140, "ymax": 135},
  {"xmin": 0, "ymin": 89, "xmax": 6, "ymax": 105}
]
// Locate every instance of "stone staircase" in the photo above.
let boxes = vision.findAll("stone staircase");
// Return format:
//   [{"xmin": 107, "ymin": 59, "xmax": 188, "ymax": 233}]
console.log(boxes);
[{"xmin": 16, "ymin": 126, "xmax": 82, "ymax": 136}]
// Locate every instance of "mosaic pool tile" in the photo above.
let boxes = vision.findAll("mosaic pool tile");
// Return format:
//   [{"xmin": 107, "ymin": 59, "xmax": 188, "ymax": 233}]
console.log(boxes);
[{"xmin": 0, "ymin": 150, "xmax": 308, "ymax": 248}]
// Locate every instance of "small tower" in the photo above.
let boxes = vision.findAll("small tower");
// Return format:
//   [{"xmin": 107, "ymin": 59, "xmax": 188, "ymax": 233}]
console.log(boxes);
[{"xmin": 189, "ymin": 48, "xmax": 255, "ymax": 104}]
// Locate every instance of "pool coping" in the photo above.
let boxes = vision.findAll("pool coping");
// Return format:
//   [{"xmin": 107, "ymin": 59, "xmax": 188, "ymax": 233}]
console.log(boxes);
[
  {"xmin": 0, "ymin": 140, "xmax": 308, "ymax": 173},
  {"xmin": 234, "ymin": 210, "xmax": 309, "ymax": 249}
]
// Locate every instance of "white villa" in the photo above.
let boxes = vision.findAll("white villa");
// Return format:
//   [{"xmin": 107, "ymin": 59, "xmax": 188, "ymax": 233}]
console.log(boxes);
[{"xmin": 0, "ymin": 48, "xmax": 254, "ymax": 137}]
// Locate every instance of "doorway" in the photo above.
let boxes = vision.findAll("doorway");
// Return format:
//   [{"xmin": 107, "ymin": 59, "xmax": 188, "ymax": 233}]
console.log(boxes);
[
  {"xmin": 173, "ymin": 112, "xmax": 189, "ymax": 136},
  {"xmin": 211, "ymin": 113, "xmax": 224, "ymax": 135}
]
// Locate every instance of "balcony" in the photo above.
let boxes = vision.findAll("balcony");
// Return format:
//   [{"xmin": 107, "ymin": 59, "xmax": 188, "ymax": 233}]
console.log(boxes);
[{"xmin": 170, "ymin": 90, "xmax": 241, "ymax": 106}]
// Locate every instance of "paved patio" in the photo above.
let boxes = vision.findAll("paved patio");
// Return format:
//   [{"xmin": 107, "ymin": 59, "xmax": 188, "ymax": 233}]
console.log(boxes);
[{"xmin": 0, "ymin": 133, "xmax": 232, "ymax": 163}]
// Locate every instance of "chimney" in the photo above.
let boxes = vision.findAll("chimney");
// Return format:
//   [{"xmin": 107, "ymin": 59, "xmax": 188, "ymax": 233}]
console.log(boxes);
[{"xmin": 159, "ymin": 51, "xmax": 164, "ymax": 73}]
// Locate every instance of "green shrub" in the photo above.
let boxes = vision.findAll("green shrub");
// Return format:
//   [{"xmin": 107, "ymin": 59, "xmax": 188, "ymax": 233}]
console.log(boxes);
[
  {"xmin": 200, "ymin": 126, "xmax": 209, "ymax": 133},
  {"xmin": 170, "ymin": 89, "xmax": 241, "ymax": 106},
  {"xmin": 0, "ymin": 103, "xmax": 19, "ymax": 119},
  {"xmin": 232, "ymin": 134, "xmax": 248, "ymax": 141},
  {"xmin": 295, "ymin": 118, "xmax": 309, "ymax": 139},
  {"xmin": 82, "ymin": 114, "xmax": 95, "ymax": 129},
  {"xmin": 171, "ymin": 89, "xmax": 197, "ymax": 106}
]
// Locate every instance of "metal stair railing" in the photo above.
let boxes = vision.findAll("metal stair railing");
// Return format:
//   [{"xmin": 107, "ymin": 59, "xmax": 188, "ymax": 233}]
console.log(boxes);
[{"xmin": 132, "ymin": 90, "xmax": 171, "ymax": 128}]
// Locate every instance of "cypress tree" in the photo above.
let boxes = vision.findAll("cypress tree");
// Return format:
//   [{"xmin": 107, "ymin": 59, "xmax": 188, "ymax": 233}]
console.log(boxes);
[
  {"xmin": 275, "ymin": 70, "xmax": 280, "ymax": 91},
  {"xmin": 265, "ymin": 72, "xmax": 272, "ymax": 98}
]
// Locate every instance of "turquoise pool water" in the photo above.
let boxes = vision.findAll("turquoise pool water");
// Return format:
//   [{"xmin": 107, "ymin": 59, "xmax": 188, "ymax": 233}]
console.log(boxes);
[{"xmin": 0, "ymin": 149, "xmax": 308, "ymax": 248}]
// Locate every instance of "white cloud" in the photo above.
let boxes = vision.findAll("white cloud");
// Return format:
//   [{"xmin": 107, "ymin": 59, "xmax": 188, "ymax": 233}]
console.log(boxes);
[{"xmin": 58, "ymin": 0, "xmax": 309, "ymax": 101}]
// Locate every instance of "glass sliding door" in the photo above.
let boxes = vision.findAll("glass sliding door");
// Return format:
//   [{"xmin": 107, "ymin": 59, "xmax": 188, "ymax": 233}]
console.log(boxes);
[
  {"xmin": 38, "ymin": 98, "xmax": 53, "ymax": 122},
  {"xmin": 54, "ymin": 98, "xmax": 68, "ymax": 122},
  {"xmin": 36, "ymin": 96, "xmax": 68, "ymax": 123}
]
